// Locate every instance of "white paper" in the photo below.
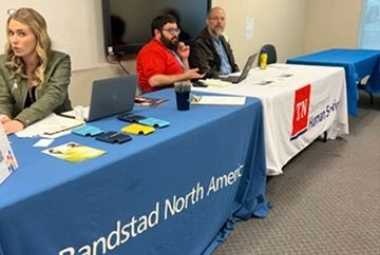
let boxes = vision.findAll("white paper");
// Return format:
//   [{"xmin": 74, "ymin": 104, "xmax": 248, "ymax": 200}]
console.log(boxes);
[
  {"xmin": 191, "ymin": 96, "xmax": 246, "ymax": 105},
  {"xmin": 15, "ymin": 114, "xmax": 84, "ymax": 138},
  {"xmin": 33, "ymin": 139, "xmax": 55, "ymax": 147},
  {"xmin": 202, "ymin": 79, "xmax": 232, "ymax": 87},
  {"xmin": 61, "ymin": 106, "xmax": 90, "ymax": 120},
  {"xmin": 0, "ymin": 124, "xmax": 18, "ymax": 184},
  {"xmin": 245, "ymin": 17, "xmax": 254, "ymax": 40}
]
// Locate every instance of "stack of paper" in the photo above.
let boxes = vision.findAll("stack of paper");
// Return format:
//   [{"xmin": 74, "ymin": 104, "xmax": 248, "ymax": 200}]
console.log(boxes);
[{"xmin": 16, "ymin": 114, "xmax": 85, "ymax": 138}]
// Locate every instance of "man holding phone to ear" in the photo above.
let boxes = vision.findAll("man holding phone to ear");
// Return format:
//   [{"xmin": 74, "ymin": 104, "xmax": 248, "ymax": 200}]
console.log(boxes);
[
  {"xmin": 136, "ymin": 13, "xmax": 204, "ymax": 93},
  {"xmin": 189, "ymin": 6, "xmax": 239, "ymax": 79}
]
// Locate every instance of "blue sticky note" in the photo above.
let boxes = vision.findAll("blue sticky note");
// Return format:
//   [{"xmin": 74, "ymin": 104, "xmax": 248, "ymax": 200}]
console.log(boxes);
[
  {"xmin": 72, "ymin": 125, "xmax": 104, "ymax": 137},
  {"xmin": 138, "ymin": 117, "xmax": 170, "ymax": 128}
]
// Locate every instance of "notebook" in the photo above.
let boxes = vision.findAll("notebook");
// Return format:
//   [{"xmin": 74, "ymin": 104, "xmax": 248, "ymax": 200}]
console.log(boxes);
[
  {"xmin": 219, "ymin": 53, "xmax": 257, "ymax": 83},
  {"xmin": 62, "ymin": 75, "xmax": 137, "ymax": 122}
]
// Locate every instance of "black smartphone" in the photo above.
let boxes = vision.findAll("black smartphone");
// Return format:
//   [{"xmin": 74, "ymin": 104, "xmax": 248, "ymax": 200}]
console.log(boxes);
[
  {"xmin": 95, "ymin": 131, "xmax": 132, "ymax": 144},
  {"xmin": 117, "ymin": 114, "xmax": 146, "ymax": 123}
]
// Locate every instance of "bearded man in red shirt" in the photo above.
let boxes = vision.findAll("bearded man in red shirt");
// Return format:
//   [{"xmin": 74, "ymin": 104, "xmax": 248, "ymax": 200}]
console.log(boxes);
[{"xmin": 136, "ymin": 14, "xmax": 205, "ymax": 93}]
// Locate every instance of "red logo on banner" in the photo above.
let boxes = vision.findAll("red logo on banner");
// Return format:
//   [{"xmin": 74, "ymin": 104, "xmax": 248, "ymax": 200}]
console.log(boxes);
[{"xmin": 291, "ymin": 84, "xmax": 311, "ymax": 138}]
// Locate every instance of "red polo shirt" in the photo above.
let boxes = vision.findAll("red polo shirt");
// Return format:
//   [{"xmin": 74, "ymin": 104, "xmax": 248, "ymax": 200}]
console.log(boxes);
[{"xmin": 136, "ymin": 38, "xmax": 184, "ymax": 93}]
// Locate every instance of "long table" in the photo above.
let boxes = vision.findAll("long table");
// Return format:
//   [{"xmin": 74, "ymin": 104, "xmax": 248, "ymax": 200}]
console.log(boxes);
[
  {"xmin": 286, "ymin": 48, "xmax": 380, "ymax": 117},
  {"xmin": 0, "ymin": 89, "xmax": 270, "ymax": 255},
  {"xmin": 194, "ymin": 64, "xmax": 349, "ymax": 175}
]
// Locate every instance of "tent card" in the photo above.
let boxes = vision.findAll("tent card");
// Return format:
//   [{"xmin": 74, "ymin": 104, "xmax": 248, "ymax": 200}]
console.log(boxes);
[{"xmin": 0, "ymin": 124, "xmax": 18, "ymax": 184}]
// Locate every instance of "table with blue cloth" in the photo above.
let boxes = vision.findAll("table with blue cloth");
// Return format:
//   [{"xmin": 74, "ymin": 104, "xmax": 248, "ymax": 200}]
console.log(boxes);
[
  {"xmin": 287, "ymin": 48, "xmax": 380, "ymax": 117},
  {"xmin": 0, "ymin": 89, "xmax": 270, "ymax": 255}
]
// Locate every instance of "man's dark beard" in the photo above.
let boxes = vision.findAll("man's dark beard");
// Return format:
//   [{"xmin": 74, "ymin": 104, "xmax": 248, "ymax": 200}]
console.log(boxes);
[{"xmin": 161, "ymin": 35, "xmax": 179, "ymax": 51}]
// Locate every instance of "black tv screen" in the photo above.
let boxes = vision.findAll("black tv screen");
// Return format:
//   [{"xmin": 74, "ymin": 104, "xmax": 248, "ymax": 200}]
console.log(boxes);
[{"xmin": 101, "ymin": 0, "xmax": 212, "ymax": 56}]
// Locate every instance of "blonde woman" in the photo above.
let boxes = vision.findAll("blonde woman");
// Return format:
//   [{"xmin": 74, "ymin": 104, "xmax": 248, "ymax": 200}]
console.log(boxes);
[{"xmin": 0, "ymin": 8, "xmax": 72, "ymax": 135}]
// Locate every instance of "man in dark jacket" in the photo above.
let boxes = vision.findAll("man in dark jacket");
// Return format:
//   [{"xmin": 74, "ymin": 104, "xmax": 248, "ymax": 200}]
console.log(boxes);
[{"xmin": 189, "ymin": 7, "xmax": 239, "ymax": 79}]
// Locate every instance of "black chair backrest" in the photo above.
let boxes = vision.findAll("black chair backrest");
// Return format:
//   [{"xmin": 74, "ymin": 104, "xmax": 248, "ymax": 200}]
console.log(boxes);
[{"xmin": 259, "ymin": 44, "xmax": 277, "ymax": 65}]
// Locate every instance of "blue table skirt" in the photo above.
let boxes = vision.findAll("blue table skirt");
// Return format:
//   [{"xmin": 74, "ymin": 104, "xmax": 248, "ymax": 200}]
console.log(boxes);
[{"xmin": 0, "ymin": 89, "xmax": 270, "ymax": 255}]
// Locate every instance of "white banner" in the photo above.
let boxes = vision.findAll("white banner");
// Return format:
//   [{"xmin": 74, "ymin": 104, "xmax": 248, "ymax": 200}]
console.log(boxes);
[{"xmin": 193, "ymin": 63, "xmax": 349, "ymax": 175}]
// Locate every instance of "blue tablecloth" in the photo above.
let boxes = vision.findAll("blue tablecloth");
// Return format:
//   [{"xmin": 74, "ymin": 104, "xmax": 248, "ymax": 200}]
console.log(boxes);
[
  {"xmin": 287, "ymin": 48, "xmax": 380, "ymax": 117},
  {"xmin": 0, "ymin": 89, "xmax": 270, "ymax": 255}
]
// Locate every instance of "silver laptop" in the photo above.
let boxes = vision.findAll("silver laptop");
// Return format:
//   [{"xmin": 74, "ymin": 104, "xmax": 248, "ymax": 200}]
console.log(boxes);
[
  {"xmin": 220, "ymin": 53, "xmax": 257, "ymax": 83},
  {"xmin": 62, "ymin": 75, "xmax": 137, "ymax": 122}
]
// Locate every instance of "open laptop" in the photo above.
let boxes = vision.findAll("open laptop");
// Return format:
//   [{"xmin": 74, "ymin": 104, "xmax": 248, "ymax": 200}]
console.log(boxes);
[
  {"xmin": 219, "ymin": 53, "xmax": 257, "ymax": 83},
  {"xmin": 62, "ymin": 75, "xmax": 137, "ymax": 122}
]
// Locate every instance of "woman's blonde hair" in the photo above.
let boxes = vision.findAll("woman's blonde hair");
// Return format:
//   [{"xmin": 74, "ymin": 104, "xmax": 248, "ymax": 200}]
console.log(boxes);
[{"xmin": 4, "ymin": 7, "xmax": 52, "ymax": 85}]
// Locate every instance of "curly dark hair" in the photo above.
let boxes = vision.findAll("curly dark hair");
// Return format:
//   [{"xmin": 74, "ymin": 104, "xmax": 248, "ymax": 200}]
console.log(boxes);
[{"xmin": 150, "ymin": 13, "xmax": 177, "ymax": 37}]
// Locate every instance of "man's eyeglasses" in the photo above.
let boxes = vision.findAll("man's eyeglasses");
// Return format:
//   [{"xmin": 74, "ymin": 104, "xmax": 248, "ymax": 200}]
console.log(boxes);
[{"xmin": 162, "ymin": 28, "xmax": 181, "ymax": 35}]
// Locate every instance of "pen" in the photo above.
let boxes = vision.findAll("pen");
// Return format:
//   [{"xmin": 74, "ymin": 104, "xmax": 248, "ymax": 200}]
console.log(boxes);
[
  {"xmin": 150, "ymin": 99, "xmax": 168, "ymax": 108},
  {"xmin": 191, "ymin": 94, "xmax": 202, "ymax": 102}
]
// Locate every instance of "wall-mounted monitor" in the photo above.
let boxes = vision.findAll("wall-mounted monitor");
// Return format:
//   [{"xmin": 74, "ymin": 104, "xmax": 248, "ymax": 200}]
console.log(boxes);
[{"xmin": 101, "ymin": 0, "xmax": 212, "ymax": 57}]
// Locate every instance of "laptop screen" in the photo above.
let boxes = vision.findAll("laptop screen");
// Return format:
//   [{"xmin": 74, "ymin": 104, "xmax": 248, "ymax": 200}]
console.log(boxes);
[
  {"xmin": 61, "ymin": 75, "xmax": 137, "ymax": 121},
  {"xmin": 87, "ymin": 75, "xmax": 137, "ymax": 121}
]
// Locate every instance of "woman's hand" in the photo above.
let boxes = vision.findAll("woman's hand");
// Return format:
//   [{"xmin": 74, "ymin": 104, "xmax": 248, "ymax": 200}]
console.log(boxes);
[
  {"xmin": 0, "ymin": 115, "xmax": 12, "ymax": 124},
  {"xmin": 3, "ymin": 120, "xmax": 24, "ymax": 135}
]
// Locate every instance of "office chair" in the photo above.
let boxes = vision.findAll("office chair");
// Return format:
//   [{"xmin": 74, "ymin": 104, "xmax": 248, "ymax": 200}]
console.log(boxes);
[
  {"xmin": 259, "ymin": 44, "xmax": 277, "ymax": 66},
  {"xmin": 357, "ymin": 75, "xmax": 374, "ymax": 104}
]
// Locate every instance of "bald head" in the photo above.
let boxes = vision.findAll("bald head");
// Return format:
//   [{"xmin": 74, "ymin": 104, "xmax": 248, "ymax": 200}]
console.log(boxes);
[
  {"xmin": 206, "ymin": 6, "xmax": 226, "ymax": 37},
  {"xmin": 208, "ymin": 7, "xmax": 225, "ymax": 19}
]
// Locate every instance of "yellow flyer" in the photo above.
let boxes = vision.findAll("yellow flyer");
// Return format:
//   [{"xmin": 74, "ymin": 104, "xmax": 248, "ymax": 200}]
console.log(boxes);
[{"xmin": 43, "ymin": 142, "xmax": 106, "ymax": 163}]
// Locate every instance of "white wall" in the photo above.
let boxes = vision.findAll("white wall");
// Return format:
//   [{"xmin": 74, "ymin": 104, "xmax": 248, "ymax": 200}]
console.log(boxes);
[
  {"xmin": 70, "ymin": 0, "xmax": 310, "ymax": 106},
  {"xmin": 1, "ymin": 1, "xmax": 364, "ymax": 106},
  {"xmin": 0, "ymin": 0, "xmax": 108, "ymax": 70},
  {"xmin": 213, "ymin": 0, "xmax": 308, "ymax": 66},
  {"xmin": 304, "ymin": 0, "xmax": 363, "ymax": 53}
]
